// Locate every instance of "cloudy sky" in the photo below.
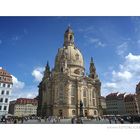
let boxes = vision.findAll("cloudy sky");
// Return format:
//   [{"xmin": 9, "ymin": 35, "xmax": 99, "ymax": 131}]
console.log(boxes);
[{"xmin": 0, "ymin": 16, "xmax": 140, "ymax": 100}]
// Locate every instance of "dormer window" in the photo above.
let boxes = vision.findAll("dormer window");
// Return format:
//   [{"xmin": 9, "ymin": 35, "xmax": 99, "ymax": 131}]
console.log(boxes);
[{"xmin": 75, "ymin": 53, "xmax": 79, "ymax": 60}]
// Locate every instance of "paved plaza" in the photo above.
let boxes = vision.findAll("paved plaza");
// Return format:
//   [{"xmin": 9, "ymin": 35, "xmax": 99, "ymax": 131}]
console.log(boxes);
[
  {"xmin": 0, "ymin": 118, "xmax": 139, "ymax": 124},
  {"xmin": 22, "ymin": 119, "xmax": 139, "ymax": 124}
]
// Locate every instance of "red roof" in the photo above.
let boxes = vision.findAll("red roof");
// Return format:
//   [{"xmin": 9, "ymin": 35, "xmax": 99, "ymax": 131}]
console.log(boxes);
[
  {"xmin": 16, "ymin": 98, "xmax": 38, "ymax": 105},
  {"xmin": 106, "ymin": 92, "xmax": 118, "ymax": 100},
  {"xmin": 124, "ymin": 94, "xmax": 136, "ymax": 102},
  {"xmin": 117, "ymin": 93, "xmax": 125, "ymax": 100}
]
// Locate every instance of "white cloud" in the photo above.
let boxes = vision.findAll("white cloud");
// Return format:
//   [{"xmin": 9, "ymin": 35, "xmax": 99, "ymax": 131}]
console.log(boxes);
[
  {"xmin": 6, "ymin": 74, "xmax": 39, "ymax": 101},
  {"xmin": 102, "ymin": 53, "xmax": 140, "ymax": 95},
  {"xmin": 12, "ymin": 75, "xmax": 25, "ymax": 90},
  {"xmin": 88, "ymin": 37, "xmax": 105, "ymax": 47},
  {"xmin": 32, "ymin": 67, "xmax": 45, "ymax": 82},
  {"xmin": 89, "ymin": 38, "xmax": 99, "ymax": 43},
  {"xmin": 116, "ymin": 42, "xmax": 128, "ymax": 56},
  {"xmin": 112, "ymin": 70, "xmax": 132, "ymax": 81},
  {"xmin": 10, "ymin": 86, "xmax": 38, "ymax": 101},
  {"xmin": 125, "ymin": 52, "xmax": 140, "ymax": 61},
  {"xmin": 104, "ymin": 82, "xmax": 117, "ymax": 89}
]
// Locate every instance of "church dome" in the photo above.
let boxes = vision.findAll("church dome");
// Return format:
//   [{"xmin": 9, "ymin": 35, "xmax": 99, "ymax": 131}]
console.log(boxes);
[{"xmin": 54, "ymin": 26, "xmax": 84, "ymax": 72}]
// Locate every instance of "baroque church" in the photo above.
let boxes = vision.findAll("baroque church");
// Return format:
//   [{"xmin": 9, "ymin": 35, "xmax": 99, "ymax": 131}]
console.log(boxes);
[{"xmin": 37, "ymin": 26, "xmax": 102, "ymax": 118}]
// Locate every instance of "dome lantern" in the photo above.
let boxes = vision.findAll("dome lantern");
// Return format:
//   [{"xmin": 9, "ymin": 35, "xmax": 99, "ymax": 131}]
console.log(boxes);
[{"xmin": 64, "ymin": 25, "xmax": 74, "ymax": 46}]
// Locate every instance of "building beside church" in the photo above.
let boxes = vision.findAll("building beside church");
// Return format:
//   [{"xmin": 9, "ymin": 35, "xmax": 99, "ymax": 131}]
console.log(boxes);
[
  {"xmin": 9, "ymin": 98, "xmax": 38, "ymax": 117},
  {"xmin": 136, "ymin": 82, "xmax": 140, "ymax": 114},
  {"xmin": 100, "ymin": 96, "xmax": 107, "ymax": 115},
  {"xmin": 0, "ymin": 67, "xmax": 13, "ymax": 117},
  {"xmin": 106, "ymin": 91, "xmax": 139, "ymax": 115},
  {"xmin": 124, "ymin": 94, "xmax": 139, "ymax": 115},
  {"xmin": 37, "ymin": 26, "xmax": 102, "ymax": 118}
]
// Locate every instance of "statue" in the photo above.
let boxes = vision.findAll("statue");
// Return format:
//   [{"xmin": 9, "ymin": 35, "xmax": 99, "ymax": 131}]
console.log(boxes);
[{"xmin": 80, "ymin": 100, "xmax": 83, "ymax": 117}]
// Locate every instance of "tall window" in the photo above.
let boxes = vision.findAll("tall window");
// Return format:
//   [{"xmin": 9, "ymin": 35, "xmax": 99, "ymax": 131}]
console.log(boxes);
[
  {"xmin": 0, "ymin": 98, "xmax": 3, "ymax": 102},
  {"xmin": 0, "ymin": 106, "xmax": 2, "ymax": 110},
  {"xmin": 59, "ymin": 85, "xmax": 64, "ymax": 104},
  {"xmin": 93, "ymin": 99, "xmax": 96, "ymax": 106},
  {"xmin": 71, "ymin": 97, "xmax": 75, "ymax": 105},
  {"xmin": 1, "ymin": 90, "xmax": 4, "ymax": 95},
  {"xmin": 5, "ymin": 98, "xmax": 8, "ymax": 103},
  {"xmin": 7, "ymin": 84, "xmax": 10, "ymax": 88},
  {"xmin": 3, "ymin": 83, "xmax": 6, "ymax": 87},
  {"xmin": 83, "ymin": 98, "xmax": 87, "ymax": 107},
  {"xmin": 75, "ymin": 54, "xmax": 79, "ymax": 60},
  {"xmin": 4, "ymin": 106, "xmax": 7, "ymax": 110},
  {"xmin": 71, "ymin": 86, "xmax": 75, "ymax": 96},
  {"xmin": 6, "ymin": 91, "xmax": 9, "ymax": 95},
  {"xmin": 92, "ymin": 91, "xmax": 95, "ymax": 98},
  {"xmin": 83, "ymin": 89, "xmax": 87, "ymax": 107},
  {"xmin": 83, "ymin": 89, "xmax": 87, "ymax": 97}
]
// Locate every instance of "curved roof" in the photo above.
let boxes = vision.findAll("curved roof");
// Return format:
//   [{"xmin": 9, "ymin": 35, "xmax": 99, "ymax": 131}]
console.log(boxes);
[{"xmin": 0, "ymin": 68, "xmax": 12, "ymax": 84}]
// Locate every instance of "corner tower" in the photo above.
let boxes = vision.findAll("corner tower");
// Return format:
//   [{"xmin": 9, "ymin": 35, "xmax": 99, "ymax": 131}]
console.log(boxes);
[{"xmin": 89, "ymin": 57, "xmax": 97, "ymax": 79}]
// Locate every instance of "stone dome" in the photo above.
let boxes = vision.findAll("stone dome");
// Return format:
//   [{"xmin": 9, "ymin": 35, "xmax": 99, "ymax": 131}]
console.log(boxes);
[
  {"xmin": 55, "ymin": 45, "xmax": 84, "ymax": 68},
  {"xmin": 54, "ymin": 26, "xmax": 84, "ymax": 74}
]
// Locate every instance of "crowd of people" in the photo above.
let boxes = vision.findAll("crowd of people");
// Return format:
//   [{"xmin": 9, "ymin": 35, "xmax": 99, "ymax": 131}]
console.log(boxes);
[
  {"xmin": 0, "ymin": 115, "xmax": 137, "ymax": 124},
  {"xmin": 0, "ymin": 115, "xmax": 63, "ymax": 124}
]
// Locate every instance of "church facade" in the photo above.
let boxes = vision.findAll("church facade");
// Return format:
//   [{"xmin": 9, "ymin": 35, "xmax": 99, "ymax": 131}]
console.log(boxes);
[{"xmin": 37, "ymin": 26, "xmax": 102, "ymax": 118}]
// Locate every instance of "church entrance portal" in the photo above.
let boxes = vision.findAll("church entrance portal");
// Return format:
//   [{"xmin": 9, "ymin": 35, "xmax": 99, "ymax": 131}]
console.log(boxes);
[
  {"xmin": 59, "ymin": 110, "xmax": 63, "ymax": 117},
  {"xmin": 84, "ymin": 110, "xmax": 88, "ymax": 117}
]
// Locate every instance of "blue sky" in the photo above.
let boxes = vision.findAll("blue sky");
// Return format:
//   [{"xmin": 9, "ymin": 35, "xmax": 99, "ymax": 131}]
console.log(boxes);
[{"xmin": 0, "ymin": 16, "xmax": 140, "ymax": 99}]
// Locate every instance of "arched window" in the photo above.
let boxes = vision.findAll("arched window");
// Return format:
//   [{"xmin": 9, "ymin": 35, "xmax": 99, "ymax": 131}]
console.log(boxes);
[
  {"xmin": 93, "ymin": 99, "xmax": 96, "ymax": 106},
  {"xmin": 75, "ymin": 53, "xmax": 79, "ymax": 60},
  {"xmin": 70, "ymin": 35, "xmax": 73, "ymax": 41},
  {"xmin": 71, "ymin": 86, "xmax": 76, "ymax": 96},
  {"xmin": 59, "ymin": 85, "xmax": 63, "ymax": 104},
  {"xmin": 92, "ymin": 90, "xmax": 95, "ymax": 98},
  {"xmin": 71, "ymin": 97, "xmax": 75, "ymax": 105},
  {"xmin": 83, "ymin": 89, "xmax": 87, "ymax": 97},
  {"xmin": 83, "ymin": 98, "xmax": 87, "ymax": 107}
]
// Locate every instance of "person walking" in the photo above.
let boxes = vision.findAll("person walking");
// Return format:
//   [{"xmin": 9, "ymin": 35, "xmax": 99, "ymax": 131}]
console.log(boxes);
[
  {"xmin": 114, "ymin": 117, "xmax": 117, "ymax": 124},
  {"xmin": 44, "ymin": 116, "xmax": 47, "ymax": 123},
  {"xmin": 120, "ymin": 118, "xmax": 124, "ymax": 124},
  {"xmin": 109, "ymin": 117, "xmax": 111, "ymax": 124},
  {"xmin": 130, "ymin": 116, "xmax": 134, "ymax": 124},
  {"xmin": 71, "ymin": 117, "xmax": 75, "ymax": 124},
  {"xmin": 14, "ymin": 119, "xmax": 17, "ymax": 124},
  {"xmin": 21, "ymin": 117, "xmax": 24, "ymax": 124}
]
